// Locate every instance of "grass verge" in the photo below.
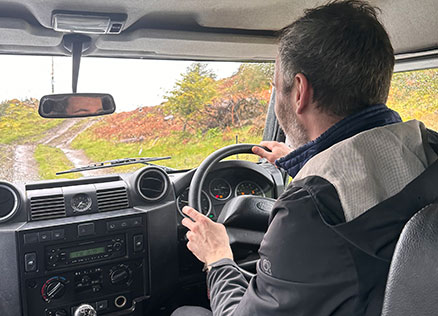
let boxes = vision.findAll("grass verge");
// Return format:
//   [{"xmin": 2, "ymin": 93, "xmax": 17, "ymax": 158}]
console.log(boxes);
[
  {"xmin": 71, "ymin": 126, "xmax": 263, "ymax": 172},
  {"xmin": 0, "ymin": 101, "xmax": 63, "ymax": 144},
  {"xmin": 34, "ymin": 144, "xmax": 80, "ymax": 180}
]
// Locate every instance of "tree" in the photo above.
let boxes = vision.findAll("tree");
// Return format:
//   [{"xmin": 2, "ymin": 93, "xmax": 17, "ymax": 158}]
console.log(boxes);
[
  {"xmin": 203, "ymin": 63, "xmax": 274, "ymax": 129},
  {"xmin": 229, "ymin": 63, "xmax": 274, "ymax": 95},
  {"xmin": 164, "ymin": 63, "xmax": 217, "ymax": 132}
]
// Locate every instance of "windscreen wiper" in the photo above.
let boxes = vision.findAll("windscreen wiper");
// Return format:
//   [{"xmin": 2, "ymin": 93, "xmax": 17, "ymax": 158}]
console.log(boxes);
[{"xmin": 56, "ymin": 156, "xmax": 172, "ymax": 175}]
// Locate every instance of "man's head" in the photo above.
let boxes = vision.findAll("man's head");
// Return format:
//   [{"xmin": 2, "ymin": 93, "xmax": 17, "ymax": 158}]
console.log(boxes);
[{"xmin": 275, "ymin": 0, "xmax": 394, "ymax": 147}]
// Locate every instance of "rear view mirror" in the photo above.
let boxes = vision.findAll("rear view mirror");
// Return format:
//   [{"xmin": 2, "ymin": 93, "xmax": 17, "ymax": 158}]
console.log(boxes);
[{"xmin": 39, "ymin": 93, "xmax": 116, "ymax": 118}]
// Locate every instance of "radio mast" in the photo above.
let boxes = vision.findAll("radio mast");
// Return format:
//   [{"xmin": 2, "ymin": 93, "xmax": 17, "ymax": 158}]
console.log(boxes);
[{"xmin": 51, "ymin": 57, "xmax": 55, "ymax": 93}]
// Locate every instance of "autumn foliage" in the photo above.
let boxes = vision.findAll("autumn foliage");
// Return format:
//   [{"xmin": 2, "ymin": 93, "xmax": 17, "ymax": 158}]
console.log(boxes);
[
  {"xmin": 91, "ymin": 106, "xmax": 182, "ymax": 142},
  {"xmin": 89, "ymin": 63, "xmax": 274, "ymax": 142}
]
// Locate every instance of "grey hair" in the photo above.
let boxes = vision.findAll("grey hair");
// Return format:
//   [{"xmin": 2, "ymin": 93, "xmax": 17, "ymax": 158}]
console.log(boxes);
[{"xmin": 278, "ymin": 0, "xmax": 394, "ymax": 117}]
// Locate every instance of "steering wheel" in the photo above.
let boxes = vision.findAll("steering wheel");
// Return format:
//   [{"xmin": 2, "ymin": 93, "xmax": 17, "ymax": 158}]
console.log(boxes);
[{"xmin": 188, "ymin": 143, "xmax": 276, "ymax": 279}]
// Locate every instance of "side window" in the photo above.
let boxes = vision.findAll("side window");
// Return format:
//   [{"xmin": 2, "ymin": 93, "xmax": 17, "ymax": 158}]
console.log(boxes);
[{"xmin": 387, "ymin": 68, "xmax": 438, "ymax": 130}]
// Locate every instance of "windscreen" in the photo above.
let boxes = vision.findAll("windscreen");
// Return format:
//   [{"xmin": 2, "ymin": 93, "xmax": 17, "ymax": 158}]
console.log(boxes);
[{"xmin": 0, "ymin": 56, "xmax": 273, "ymax": 182}]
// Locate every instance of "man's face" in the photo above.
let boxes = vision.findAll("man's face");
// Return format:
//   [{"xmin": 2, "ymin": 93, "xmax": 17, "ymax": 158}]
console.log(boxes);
[
  {"xmin": 274, "ymin": 59, "xmax": 308, "ymax": 149},
  {"xmin": 66, "ymin": 96, "xmax": 104, "ymax": 116}
]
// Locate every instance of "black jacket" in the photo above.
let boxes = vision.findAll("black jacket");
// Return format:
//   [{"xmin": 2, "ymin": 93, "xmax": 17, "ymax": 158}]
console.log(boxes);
[{"xmin": 207, "ymin": 121, "xmax": 438, "ymax": 316}]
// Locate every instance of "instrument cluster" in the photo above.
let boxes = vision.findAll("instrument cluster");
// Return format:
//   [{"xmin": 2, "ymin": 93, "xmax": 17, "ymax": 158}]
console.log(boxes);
[{"xmin": 176, "ymin": 166, "xmax": 272, "ymax": 221}]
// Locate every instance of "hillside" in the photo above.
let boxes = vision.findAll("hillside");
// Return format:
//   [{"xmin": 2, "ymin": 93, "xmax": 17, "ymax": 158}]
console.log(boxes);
[
  {"xmin": 71, "ymin": 63, "xmax": 273, "ymax": 170},
  {"xmin": 387, "ymin": 69, "xmax": 438, "ymax": 130},
  {"xmin": 0, "ymin": 99, "xmax": 62, "ymax": 144},
  {"xmin": 0, "ymin": 65, "xmax": 437, "ymax": 181}
]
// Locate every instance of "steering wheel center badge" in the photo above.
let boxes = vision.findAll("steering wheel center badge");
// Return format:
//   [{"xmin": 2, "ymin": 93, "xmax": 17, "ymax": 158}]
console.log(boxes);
[{"xmin": 262, "ymin": 258, "xmax": 272, "ymax": 276}]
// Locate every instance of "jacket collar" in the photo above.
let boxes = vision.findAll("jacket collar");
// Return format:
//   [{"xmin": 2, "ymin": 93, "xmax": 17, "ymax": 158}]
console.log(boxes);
[{"xmin": 276, "ymin": 104, "xmax": 402, "ymax": 177}]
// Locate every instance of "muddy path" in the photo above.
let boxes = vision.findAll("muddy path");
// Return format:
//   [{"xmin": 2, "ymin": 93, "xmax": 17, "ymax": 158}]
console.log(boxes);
[
  {"xmin": 10, "ymin": 118, "xmax": 104, "ymax": 183},
  {"xmin": 0, "ymin": 144, "xmax": 15, "ymax": 182},
  {"xmin": 12, "ymin": 145, "xmax": 39, "ymax": 185},
  {"xmin": 48, "ymin": 119, "xmax": 107, "ymax": 177}
]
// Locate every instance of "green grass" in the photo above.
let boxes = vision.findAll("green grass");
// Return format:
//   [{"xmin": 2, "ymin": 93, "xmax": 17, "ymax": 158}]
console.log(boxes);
[
  {"xmin": 34, "ymin": 144, "xmax": 80, "ymax": 179},
  {"xmin": 0, "ymin": 101, "xmax": 63, "ymax": 144},
  {"xmin": 71, "ymin": 126, "xmax": 263, "ymax": 172},
  {"xmin": 387, "ymin": 69, "xmax": 438, "ymax": 130}
]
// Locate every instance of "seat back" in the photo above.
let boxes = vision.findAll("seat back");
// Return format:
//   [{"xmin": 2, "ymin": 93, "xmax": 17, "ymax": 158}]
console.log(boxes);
[{"xmin": 381, "ymin": 203, "xmax": 438, "ymax": 316}]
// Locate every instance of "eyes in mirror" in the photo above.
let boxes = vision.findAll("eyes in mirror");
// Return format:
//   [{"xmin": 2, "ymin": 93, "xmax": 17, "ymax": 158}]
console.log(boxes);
[{"xmin": 39, "ymin": 93, "xmax": 116, "ymax": 118}]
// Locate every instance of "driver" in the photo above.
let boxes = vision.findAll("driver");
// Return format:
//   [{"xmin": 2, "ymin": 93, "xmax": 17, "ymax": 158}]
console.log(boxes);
[{"xmin": 173, "ymin": 1, "xmax": 438, "ymax": 315}]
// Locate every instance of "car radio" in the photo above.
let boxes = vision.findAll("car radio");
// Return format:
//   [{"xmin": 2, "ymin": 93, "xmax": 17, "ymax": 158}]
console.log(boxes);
[
  {"xmin": 46, "ymin": 234, "xmax": 126, "ymax": 269},
  {"xmin": 18, "ymin": 213, "xmax": 149, "ymax": 316}
]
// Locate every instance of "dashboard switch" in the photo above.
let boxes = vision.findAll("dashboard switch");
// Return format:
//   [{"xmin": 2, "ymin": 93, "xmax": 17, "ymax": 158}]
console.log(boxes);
[
  {"xmin": 24, "ymin": 252, "xmax": 37, "ymax": 272},
  {"xmin": 52, "ymin": 229, "xmax": 65, "ymax": 240},
  {"xmin": 24, "ymin": 232, "xmax": 38, "ymax": 244},
  {"xmin": 129, "ymin": 217, "xmax": 142, "ymax": 227},
  {"xmin": 78, "ymin": 223, "xmax": 95, "ymax": 237},
  {"xmin": 96, "ymin": 300, "xmax": 108, "ymax": 311},
  {"xmin": 133, "ymin": 234, "xmax": 144, "ymax": 252},
  {"xmin": 39, "ymin": 231, "xmax": 52, "ymax": 242}
]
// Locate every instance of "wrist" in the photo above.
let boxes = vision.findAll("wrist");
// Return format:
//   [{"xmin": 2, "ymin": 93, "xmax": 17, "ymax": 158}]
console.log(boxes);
[
  {"xmin": 205, "ymin": 251, "xmax": 233, "ymax": 267},
  {"xmin": 205, "ymin": 257, "xmax": 234, "ymax": 272}
]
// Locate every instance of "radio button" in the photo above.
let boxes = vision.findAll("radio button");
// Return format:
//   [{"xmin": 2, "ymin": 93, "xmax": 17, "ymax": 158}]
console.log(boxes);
[
  {"xmin": 47, "ymin": 254, "xmax": 59, "ymax": 265},
  {"xmin": 81, "ymin": 275, "xmax": 91, "ymax": 285},
  {"xmin": 113, "ymin": 242, "xmax": 122, "ymax": 251}
]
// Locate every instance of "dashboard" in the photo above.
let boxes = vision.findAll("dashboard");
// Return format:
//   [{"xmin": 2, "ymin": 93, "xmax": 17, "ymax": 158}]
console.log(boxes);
[
  {"xmin": 0, "ymin": 160, "xmax": 284, "ymax": 316},
  {"xmin": 173, "ymin": 161, "xmax": 277, "ymax": 221}
]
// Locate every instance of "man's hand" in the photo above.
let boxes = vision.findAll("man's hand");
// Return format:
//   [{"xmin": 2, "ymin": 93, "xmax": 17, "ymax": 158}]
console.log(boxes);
[
  {"xmin": 181, "ymin": 206, "xmax": 233, "ymax": 265},
  {"xmin": 252, "ymin": 141, "xmax": 292, "ymax": 164}
]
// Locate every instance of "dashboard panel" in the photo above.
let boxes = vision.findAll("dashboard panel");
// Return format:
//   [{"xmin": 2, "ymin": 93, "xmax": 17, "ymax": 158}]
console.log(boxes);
[{"xmin": 0, "ymin": 160, "xmax": 285, "ymax": 316}]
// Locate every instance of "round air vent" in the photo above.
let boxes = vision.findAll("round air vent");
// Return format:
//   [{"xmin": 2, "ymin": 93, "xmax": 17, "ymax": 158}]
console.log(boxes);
[
  {"xmin": 136, "ymin": 167, "xmax": 169, "ymax": 201},
  {"xmin": 0, "ymin": 181, "xmax": 20, "ymax": 223}
]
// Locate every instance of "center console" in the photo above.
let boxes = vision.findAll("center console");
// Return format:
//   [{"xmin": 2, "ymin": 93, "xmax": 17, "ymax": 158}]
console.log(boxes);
[{"xmin": 17, "ymin": 212, "xmax": 148, "ymax": 316}]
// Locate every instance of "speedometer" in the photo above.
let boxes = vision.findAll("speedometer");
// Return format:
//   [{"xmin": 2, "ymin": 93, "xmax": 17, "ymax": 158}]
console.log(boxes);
[
  {"xmin": 177, "ymin": 188, "xmax": 211, "ymax": 216},
  {"xmin": 235, "ymin": 181, "xmax": 265, "ymax": 197},
  {"xmin": 209, "ymin": 178, "xmax": 232, "ymax": 200}
]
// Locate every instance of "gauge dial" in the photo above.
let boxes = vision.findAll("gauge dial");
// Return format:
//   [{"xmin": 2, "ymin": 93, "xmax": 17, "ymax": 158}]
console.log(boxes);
[
  {"xmin": 209, "ymin": 178, "xmax": 232, "ymax": 200},
  {"xmin": 71, "ymin": 193, "xmax": 92, "ymax": 213},
  {"xmin": 177, "ymin": 188, "xmax": 211, "ymax": 216},
  {"xmin": 235, "ymin": 181, "xmax": 265, "ymax": 197}
]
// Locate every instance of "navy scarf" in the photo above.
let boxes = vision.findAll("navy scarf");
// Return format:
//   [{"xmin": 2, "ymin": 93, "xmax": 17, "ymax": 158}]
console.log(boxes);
[{"xmin": 276, "ymin": 104, "xmax": 402, "ymax": 177}]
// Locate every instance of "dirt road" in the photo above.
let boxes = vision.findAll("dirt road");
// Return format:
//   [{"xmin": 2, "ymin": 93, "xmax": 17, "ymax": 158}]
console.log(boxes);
[{"xmin": 8, "ymin": 118, "xmax": 104, "ymax": 184}]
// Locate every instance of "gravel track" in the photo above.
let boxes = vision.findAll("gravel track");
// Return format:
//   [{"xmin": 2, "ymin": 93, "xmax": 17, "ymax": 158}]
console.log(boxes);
[{"xmin": 8, "ymin": 118, "xmax": 104, "ymax": 183}]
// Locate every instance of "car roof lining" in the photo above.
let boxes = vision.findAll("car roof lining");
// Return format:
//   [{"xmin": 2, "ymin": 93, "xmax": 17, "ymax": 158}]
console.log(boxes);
[{"xmin": 0, "ymin": 0, "xmax": 436, "ymax": 69}]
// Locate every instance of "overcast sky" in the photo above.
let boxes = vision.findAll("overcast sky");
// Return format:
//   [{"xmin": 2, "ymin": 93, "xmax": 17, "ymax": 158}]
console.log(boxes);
[{"xmin": 0, "ymin": 55, "xmax": 240, "ymax": 112}]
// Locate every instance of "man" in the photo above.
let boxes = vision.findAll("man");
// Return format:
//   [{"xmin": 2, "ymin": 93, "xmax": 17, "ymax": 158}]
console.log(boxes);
[
  {"xmin": 173, "ymin": 1, "xmax": 438, "ymax": 315},
  {"xmin": 66, "ymin": 96, "xmax": 105, "ymax": 116}
]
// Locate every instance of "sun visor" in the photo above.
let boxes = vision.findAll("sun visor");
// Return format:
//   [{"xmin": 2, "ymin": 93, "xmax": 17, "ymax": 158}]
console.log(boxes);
[
  {"xmin": 0, "ymin": 18, "xmax": 62, "ymax": 47},
  {"xmin": 95, "ymin": 29, "xmax": 278, "ymax": 61}
]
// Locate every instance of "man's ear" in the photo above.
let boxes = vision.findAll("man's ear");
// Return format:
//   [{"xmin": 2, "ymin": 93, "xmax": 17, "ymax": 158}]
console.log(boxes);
[{"xmin": 291, "ymin": 73, "xmax": 312, "ymax": 115}]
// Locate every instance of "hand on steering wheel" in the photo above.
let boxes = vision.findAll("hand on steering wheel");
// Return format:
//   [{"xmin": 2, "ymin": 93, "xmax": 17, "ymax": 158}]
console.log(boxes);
[
  {"xmin": 184, "ymin": 143, "xmax": 275, "ymax": 279},
  {"xmin": 252, "ymin": 141, "xmax": 292, "ymax": 164},
  {"xmin": 181, "ymin": 206, "xmax": 233, "ymax": 267}
]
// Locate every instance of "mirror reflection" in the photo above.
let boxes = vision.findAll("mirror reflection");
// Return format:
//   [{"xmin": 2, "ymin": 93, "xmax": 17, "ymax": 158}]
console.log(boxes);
[{"xmin": 39, "ymin": 93, "xmax": 116, "ymax": 118}]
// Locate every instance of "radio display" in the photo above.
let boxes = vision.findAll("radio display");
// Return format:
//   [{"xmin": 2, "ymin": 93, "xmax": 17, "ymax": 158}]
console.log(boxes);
[{"xmin": 69, "ymin": 247, "xmax": 106, "ymax": 259}]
